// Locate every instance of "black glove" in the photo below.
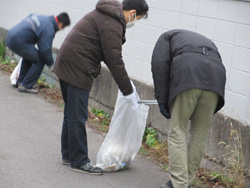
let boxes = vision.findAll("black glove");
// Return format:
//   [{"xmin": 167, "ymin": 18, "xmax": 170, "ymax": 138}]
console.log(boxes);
[{"xmin": 159, "ymin": 104, "xmax": 171, "ymax": 119}]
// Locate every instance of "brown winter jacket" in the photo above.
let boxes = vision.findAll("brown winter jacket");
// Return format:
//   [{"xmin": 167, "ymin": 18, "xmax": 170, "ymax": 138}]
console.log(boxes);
[{"xmin": 53, "ymin": 0, "xmax": 133, "ymax": 96}]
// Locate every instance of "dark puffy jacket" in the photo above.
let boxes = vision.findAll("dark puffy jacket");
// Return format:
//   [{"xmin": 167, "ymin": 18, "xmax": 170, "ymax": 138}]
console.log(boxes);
[
  {"xmin": 53, "ymin": 0, "xmax": 133, "ymax": 96},
  {"xmin": 6, "ymin": 14, "xmax": 58, "ymax": 66},
  {"xmin": 151, "ymin": 29, "xmax": 226, "ymax": 113}
]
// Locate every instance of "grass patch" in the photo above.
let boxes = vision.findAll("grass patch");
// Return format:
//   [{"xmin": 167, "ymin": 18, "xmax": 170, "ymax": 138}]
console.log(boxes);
[
  {"xmin": 87, "ymin": 108, "xmax": 110, "ymax": 134},
  {"xmin": 0, "ymin": 57, "xmax": 17, "ymax": 73},
  {"xmin": 217, "ymin": 122, "xmax": 246, "ymax": 187},
  {"xmin": 0, "ymin": 42, "xmax": 6, "ymax": 58}
]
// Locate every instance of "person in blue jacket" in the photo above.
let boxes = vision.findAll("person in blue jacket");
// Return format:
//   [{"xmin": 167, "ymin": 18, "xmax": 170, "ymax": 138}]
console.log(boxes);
[{"xmin": 6, "ymin": 12, "xmax": 70, "ymax": 94}]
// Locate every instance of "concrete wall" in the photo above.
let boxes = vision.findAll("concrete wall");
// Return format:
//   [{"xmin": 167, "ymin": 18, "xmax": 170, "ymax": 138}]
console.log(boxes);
[
  {"xmin": 124, "ymin": 0, "xmax": 250, "ymax": 125},
  {"xmin": 0, "ymin": 0, "xmax": 249, "ymax": 125}
]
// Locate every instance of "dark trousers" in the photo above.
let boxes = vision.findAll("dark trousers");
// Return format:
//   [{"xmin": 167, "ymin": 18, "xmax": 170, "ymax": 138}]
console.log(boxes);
[
  {"xmin": 6, "ymin": 36, "xmax": 45, "ymax": 89},
  {"xmin": 59, "ymin": 79, "xmax": 90, "ymax": 168}
]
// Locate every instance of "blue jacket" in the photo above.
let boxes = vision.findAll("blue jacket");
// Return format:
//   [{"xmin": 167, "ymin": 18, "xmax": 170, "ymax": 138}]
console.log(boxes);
[{"xmin": 7, "ymin": 14, "xmax": 58, "ymax": 66}]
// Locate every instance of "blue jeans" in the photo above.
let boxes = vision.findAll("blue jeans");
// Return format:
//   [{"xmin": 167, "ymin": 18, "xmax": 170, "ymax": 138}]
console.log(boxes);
[
  {"xmin": 6, "ymin": 35, "xmax": 45, "ymax": 89},
  {"xmin": 59, "ymin": 79, "xmax": 90, "ymax": 168}
]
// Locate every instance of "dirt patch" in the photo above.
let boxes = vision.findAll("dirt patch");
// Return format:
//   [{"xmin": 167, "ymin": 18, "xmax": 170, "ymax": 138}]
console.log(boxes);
[{"xmin": 38, "ymin": 87, "xmax": 64, "ymax": 108}]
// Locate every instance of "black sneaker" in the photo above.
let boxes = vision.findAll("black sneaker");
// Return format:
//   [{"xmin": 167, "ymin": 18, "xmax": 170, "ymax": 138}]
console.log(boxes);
[
  {"xmin": 13, "ymin": 82, "xmax": 20, "ymax": 88},
  {"xmin": 61, "ymin": 159, "xmax": 70, "ymax": 165},
  {"xmin": 18, "ymin": 85, "xmax": 38, "ymax": 94},
  {"xmin": 160, "ymin": 180, "xmax": 173, "ymax": 188},
  {"xmin": 70, "ymin": 162, "xmax": 103, "ymax": 175}
]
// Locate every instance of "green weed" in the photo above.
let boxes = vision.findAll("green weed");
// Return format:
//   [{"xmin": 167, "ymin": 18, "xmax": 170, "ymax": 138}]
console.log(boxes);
[
  {"xmin": 144, "ymin": 127, "xmax": 158, "ymax": 147},
  {"xmin": 88, "ymin": 107, "xmax": 111, "ymax": 128},
  {"xmin": 0, "ymin": 42, "xmax": 5, "ymax": 58},
  {"xmin": 37, "ymin": 76, "xmax": 55, "ymax": 89}
]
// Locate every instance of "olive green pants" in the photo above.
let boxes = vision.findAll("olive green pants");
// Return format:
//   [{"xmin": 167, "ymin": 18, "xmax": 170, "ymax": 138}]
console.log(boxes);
[{"xmin": 168, "ymin": 89, "xmax": 219, "ymax": 188}]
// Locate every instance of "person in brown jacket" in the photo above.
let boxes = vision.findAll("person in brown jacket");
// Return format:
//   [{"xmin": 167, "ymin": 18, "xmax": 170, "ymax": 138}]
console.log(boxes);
[{"xmin": 53, "ymin": 0, "xmax": 148, "ymax": 175}]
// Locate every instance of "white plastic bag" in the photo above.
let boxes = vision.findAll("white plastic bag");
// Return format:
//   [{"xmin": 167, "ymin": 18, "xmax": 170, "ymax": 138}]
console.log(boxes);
[
  {"xmin": 10, "ymin": 58, "xmax": 22, "ymax": 85},
  {"xmin": 96, "ymin": 83, "xmax": 149, "ymax": 172}
]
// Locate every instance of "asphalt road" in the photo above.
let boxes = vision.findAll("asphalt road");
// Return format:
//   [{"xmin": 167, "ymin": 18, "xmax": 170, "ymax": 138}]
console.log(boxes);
[{"xmin": 0, "ymin": 72, "xmax": 169, "ymax": 188}]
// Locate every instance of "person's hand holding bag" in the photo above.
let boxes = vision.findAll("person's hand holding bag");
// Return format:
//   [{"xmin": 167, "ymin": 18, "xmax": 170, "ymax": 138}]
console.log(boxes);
[{"xmin": 124, "ymin": 81, "xmax": 139, "ymax": 109}]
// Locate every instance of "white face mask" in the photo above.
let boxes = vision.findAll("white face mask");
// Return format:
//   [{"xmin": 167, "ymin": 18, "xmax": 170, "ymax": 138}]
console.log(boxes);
[{"xmin": 126, "ymin": 12, "xmax": 137, "ymax": 29}]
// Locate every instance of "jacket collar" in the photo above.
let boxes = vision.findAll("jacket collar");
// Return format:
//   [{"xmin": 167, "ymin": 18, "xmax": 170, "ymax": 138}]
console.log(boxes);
[{"xmin": 48, "ymin": 15, "xmax": 59, "ymax": 32}]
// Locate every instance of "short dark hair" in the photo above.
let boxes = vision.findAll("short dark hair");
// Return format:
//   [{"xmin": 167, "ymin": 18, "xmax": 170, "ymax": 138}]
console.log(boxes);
[
  {"xmin": 57, "ymin": 12, "xmax": 70, "ymax": 27},
  {"xmin": 122, "ymin": 0, "xmax": 149, "ymax": 18}
]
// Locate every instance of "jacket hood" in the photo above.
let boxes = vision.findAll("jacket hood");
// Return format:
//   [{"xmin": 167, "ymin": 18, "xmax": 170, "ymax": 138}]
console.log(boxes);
[{"xmin": 96, "ymin": 0, "xmax": 126, "ymax": 26}]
